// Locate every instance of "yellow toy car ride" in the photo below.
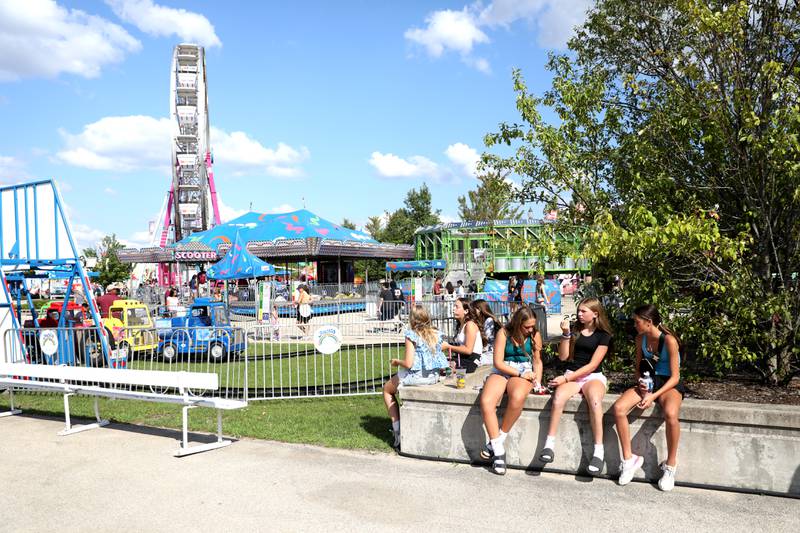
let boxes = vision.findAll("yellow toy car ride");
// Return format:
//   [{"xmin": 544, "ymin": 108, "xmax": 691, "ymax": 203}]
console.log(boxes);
[{"xmin": 104, "ymin": 300, "xmax": 158, "ymax": 355}]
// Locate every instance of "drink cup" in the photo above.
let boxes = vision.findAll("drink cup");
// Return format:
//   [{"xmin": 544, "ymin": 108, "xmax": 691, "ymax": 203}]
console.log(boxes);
[{"xmin": 456, "ymin": 369, "xmax": 466, "ymax": 389}]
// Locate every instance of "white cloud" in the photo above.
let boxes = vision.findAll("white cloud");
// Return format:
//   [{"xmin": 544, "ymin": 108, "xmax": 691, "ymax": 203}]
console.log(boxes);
[
  {"xmin": 56, "ymin": 115, "xmax": 309, "ymax": 178},
  {"xmin": 217, "ymin": 198, "xmax": 246, "ymax": 223},
  {"xmin": 210, "ymin": 128, "xmax": 310, "ymax": 178},
  {"xmin": 0, "ymin": 0, "xmax": 141, "ymax": 82},
  {"xmin": 57, "ymin": 115, "xmax": 172, "ymax": 171},
  {"xmin": 268, "ymin": 203, "xmax": 297, "ymax": 214},
  {"xmin": 103, "ymin": 187, "xmax": 117, "ymax": 196},
  {"xmin": 405, "ymin": 1, "xmax": 592, "ymax": 71},
  {"xmin": 106, "ymin": 0, "xmax": 221, "ymax": 48},
  {"xmin": 0, "ymin": 155, "xmax": 25, "ymax": 180},
  {"xmin": 369, "ymin": 151, "xmax": 445, "ymax": 181},
  {"xmin": 440, "ymin": 213, "xmax": 460, "ymax": 224},
  {"xmin": 72, "ymin": 222, "xmax": 107, "ymax": 251},
  {"xmin": 445, "ymin": 143, "xmax": 480, "ymax": 177},
  {"xmin": 405, "ymin": 8, "xmax": 489, "ymax": 57}
]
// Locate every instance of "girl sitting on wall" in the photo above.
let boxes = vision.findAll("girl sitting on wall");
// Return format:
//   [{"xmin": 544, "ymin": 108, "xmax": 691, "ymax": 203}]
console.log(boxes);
[
  {"xmin": 383, "ymin": 305, "xmax": 449, "ymax": 451},
  {"xmin": 540, "ymin": 297, "xmax": 612, "ymax": 476},
  {"xmin": 442, "ymin": 298, "xmax": 483, "ymax": 373},
  {"xmin": 478, "ymin": 306, "xmax": 543, "ymax": 475},
  {"xmin": 613, "ymin": 304, "xmax": 685, "ymax": 491}
]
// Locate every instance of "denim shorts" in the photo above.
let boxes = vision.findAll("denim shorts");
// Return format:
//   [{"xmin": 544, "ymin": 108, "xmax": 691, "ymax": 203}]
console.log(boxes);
[
  {"xmin": 398, "ymin": 368, "xmax": 440, "ymax": 386},
  {"xmin": 491, "ymin": 361, "xmax": 533, "ymax": 379}
]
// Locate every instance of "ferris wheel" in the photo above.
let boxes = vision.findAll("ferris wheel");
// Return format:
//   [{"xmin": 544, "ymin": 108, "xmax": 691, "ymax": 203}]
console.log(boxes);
[
  {"xmin": 159, "ymin": 43, "xmax": 221, "ymax": 247},
  {"xmin": 152, "ymin": 43, "xmax": 222, "ymax": 286}
]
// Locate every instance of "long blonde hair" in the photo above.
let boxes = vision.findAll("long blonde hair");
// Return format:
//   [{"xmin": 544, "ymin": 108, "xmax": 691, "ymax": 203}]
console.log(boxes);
[
  {"xmin": 409, "ymin": 305, "xmax": 438, "ymax": 350},
  {"xmin": 569, "ymin": 297, "xmax": 612, "ymax": 360}
]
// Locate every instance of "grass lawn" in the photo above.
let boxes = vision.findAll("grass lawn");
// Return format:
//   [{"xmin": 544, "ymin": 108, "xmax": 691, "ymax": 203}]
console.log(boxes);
[{"xmin": 0, "ymin": 391, "xmax": 395, "ymax": 451}]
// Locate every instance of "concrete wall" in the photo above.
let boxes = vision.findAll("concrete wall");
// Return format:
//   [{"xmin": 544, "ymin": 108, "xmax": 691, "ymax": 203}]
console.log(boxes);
[{"xmin": 399, "ymin": 377, "xmax": 800, "ymax": 496}]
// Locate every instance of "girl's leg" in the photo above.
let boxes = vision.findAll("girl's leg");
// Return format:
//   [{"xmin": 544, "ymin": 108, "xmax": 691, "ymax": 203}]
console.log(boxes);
[
  {"xmin": 612, "ymin": 388, "xmax": 643, "ymax": 461},
  {"xmin": 499, "ymin": 377, "xmax": 534, "ymax": 433},
  {"xmin": 658, "ymin": 390, "xmax": 683, "ymax": 466},
  {"xmin": 582, "ymin": 380, "xmax": 607, "ymax": 445},
  {"xmin": 479, "ymin": 374, "xmax": 509, "ymax": 440},
  {"xmin": 382, "ymin": 375, "xmax": 400, "ymax": 422},
  {"xmin": 545, "ymin": 381, "xmax": 582, "ymax": 437}
]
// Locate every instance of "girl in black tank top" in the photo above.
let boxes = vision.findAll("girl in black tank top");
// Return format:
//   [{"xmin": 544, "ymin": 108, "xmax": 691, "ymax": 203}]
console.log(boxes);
[{"xmin": 539, "ymin": 297, "xmax": 612, "ymax": 476}]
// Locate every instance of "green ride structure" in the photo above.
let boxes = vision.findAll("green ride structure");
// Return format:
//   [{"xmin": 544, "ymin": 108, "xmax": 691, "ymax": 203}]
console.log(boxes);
[{"xmin": 413, "ymin": 219, "xmax": 589, "ymax": 284}]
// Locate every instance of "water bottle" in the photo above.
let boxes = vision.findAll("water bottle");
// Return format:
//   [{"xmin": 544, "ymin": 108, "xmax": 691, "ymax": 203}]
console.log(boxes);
[{"xmin": 640, "ymin": 371, "xmax": 654, "ymax": 393}]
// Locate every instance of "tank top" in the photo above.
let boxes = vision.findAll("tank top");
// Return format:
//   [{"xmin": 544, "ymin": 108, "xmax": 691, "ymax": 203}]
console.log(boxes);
[
  {"xmin": 641, "ymin": 333, "xmax": 679, "ymax": 377},
  {"xmin": 504, "ymin": 336, "xmax": 533, "ymax": 363},
  {"xmin": 455, "ymin": 322, "xmax": 483, "ymax": 357}
]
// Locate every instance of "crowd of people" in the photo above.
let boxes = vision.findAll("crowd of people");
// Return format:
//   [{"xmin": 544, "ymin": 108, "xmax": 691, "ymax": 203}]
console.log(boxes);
[{"xmin": 382, "ymin": 297, "xmax": 684, "ymax": 491}]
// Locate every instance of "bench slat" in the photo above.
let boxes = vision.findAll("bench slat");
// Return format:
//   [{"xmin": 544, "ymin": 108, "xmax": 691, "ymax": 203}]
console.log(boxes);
[{"xmin": 0, "ymin": 363, "xmax": 219, "ymax": 390}]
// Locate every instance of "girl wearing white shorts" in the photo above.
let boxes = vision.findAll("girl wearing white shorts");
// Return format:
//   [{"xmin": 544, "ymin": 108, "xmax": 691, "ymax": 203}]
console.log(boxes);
[
  {"xmin": 540, "ymin": 297, "xmax": 612, "ymax": 475},
  {"xmin": 478, "ymin": 306, "xmax": 543, "ymax": 475}
]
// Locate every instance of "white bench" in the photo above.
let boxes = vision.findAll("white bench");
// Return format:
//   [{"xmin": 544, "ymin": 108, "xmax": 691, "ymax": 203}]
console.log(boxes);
[{"xmin": 0, "ymin": 363, "xmax": 246, "ymax": 457}]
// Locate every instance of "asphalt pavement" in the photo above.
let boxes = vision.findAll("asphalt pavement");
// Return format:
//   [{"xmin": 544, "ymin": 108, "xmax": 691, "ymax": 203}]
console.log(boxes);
[{"xmin": 0, "ymin": 414, "xmax": 797, "ymax": 532}]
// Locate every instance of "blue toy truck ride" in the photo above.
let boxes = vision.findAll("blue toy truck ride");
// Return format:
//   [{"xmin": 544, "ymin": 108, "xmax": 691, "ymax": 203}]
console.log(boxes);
[{"xmin": 157, "ymin": 298, "xmax": 245, "ymax": 362}]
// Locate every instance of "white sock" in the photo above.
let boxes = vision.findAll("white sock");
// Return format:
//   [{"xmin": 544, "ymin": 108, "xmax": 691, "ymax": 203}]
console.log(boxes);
[
  {"xmin": 544, "ymin": 435, "xmax": 556, "ymax": 449},
  {"xmin": 593, "ymin": 444, "xmax": 604, "ymax": 459},
  {"xmin": 392, "ymin": 420, "xmax": 400, "ymax": 434},
  {"xmin": 499, "ymin": 430, "xmax": 507, "ymax": 443},
  {"xmin": 490, "ymin": 437, "xmax": 505, "ymax": 456}
]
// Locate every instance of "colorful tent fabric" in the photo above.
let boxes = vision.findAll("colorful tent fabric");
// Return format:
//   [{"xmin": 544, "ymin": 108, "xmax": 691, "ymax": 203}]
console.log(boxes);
[
  {"xmin": 177, "ymin": 211, "xmax": 271, "ymax": 249},
  {"xmin": 243, "ymin": 209, "xmax": 378, "ymax": 244},
  {"xmin": 386, "ymin": 260, "xmax": 447, "ymax": 272},
  {"xmin": 207, "ymin": 231, "xmax": 277, "ymax": 280}
]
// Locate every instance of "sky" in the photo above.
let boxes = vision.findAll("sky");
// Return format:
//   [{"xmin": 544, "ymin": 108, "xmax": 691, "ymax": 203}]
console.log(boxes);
[{"xmin": 0, "ymin": 0, "xmax": 594, "ymax": 252}]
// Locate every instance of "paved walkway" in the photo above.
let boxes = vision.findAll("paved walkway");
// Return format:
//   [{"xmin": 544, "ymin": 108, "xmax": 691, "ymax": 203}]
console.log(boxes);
[{"xmin": 1, "ymin": 415, "xmax": 797, "ymax": 532}]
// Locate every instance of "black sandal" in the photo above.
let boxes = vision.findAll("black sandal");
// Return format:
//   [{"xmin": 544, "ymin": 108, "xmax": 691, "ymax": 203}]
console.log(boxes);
[
  {"xmin": 480, "ymin": 442, "xmax": 493, "ymax": 461},
  {"xmin": 539, "ymin": 447, "xmax": 555, "ymax": 463},
  {"xmin": 492, "ymin": 453, "xmax": 507, "ymax": 475},
  {"xmin": 587, "ymin": 455, "xmax": 604, "ymax": 475}
]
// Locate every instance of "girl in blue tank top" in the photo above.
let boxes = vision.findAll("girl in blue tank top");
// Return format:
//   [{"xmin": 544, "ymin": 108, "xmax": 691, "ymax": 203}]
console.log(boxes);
[{"xmin": 612, "ymin": 304, "xmax": 684, "ymax": 492}]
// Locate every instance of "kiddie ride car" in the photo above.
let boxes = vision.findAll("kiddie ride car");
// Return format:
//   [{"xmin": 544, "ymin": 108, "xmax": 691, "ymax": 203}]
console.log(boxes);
[
  {"xmin": 157, "ymin": 298, "xmax": 245, "ymax": 362},
  {"xmin": 22, "ymin": 301, "xmax": 126, "ymax": 368},
  {"xmin": 102, "ymin": 299, "xmax": 158, "ymax": 357}
]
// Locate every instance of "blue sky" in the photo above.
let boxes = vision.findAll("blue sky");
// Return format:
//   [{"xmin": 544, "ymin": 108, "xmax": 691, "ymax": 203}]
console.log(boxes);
[{"xmin": 0, "ymin": 0, "xmax": 593, "ymax": 251}]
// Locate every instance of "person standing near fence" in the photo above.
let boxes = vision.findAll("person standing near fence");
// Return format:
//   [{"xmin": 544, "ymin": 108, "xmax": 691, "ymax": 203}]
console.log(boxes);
[
  {"xmin": 540, "ymin": 297, "xmax": 612, "ymax": 476},
  {"xmin": 378, "ymin": 281, "xmax": 394, "ymax": 320},
  {"xmin": 535, "ymin": 276, "xmax": 550, "ymax": 310},
  {"xmin": 296, "ymin": 284, "xmax": 313, "ymax": 338},
  {"xmin": 479, "ymin": 306, "xmax": 543, "ymax": 475},
  {"xmin": 383, "ymin": 305, "xmax": 449, "ymax": 450},
  {"xmin": 442, "ymin": 298, "xmax": 483, "ymax": 373},
  {"xmin": 613, "ymin": 304, "xmax": 685, "ymax": 491}
]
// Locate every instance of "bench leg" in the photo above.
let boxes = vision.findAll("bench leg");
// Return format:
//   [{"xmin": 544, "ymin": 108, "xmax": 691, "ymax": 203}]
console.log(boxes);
[
  {"xmin": 174, "ymin": 407, "xmax": 232, "ymax": 457},
  {"xmin": 0, "ymin": 389, "xmax": 22, "ymax": 417},
  {"xmin": 58, "ymin": 395, "xmax": 109, "ymax": 436}
]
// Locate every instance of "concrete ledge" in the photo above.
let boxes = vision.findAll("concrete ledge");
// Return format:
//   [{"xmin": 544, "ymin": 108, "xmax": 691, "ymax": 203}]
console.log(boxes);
[{"xmin": 399, "ymin": 379, "xmax": 800, "ymax": 496}]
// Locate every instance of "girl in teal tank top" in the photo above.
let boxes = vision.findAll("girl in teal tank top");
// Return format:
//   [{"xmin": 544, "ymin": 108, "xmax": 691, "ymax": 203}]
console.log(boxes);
[{"xmin": 478, "ymin": 306, "xmax": 543, "ymax": 476}]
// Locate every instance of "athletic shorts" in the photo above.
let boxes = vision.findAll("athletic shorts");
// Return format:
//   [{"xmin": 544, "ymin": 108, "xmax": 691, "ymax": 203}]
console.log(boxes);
[
  {"xmin": 398, "ymin": 368, "xmax": 440, "ymax": 386},
  {"xmin": 654, "ymin": 375, "xmax": 686, "ymax": 398},
  {"xmin": 565, "ymin": 370, "xmax": 607, "ymax": 391}
]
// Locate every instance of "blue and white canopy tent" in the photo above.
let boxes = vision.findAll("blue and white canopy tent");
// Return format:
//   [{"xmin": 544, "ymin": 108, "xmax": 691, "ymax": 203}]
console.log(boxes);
[{"xmin": 207, "ymin": 231, "xmax": 277, "ymax": 280}]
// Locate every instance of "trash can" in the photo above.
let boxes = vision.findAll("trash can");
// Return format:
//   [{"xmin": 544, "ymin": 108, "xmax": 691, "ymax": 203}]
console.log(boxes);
[{"xmin": 528, "ymin": 303, "xmax": 548, "ymax": 340}]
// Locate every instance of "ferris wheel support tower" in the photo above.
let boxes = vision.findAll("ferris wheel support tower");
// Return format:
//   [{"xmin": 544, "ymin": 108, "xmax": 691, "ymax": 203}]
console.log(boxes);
[{"xmin": 158, "ymin": 43, "xmax": 221, "ymax": 286}]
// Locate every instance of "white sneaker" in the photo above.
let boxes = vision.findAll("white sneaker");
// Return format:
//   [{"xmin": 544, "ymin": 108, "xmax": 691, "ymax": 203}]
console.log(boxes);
[
  {"xmin": 658, "ymin": 462, "xmax": 677, "ymax": 491},
  {"xmin": 618, "ymin": 454, "xmax": 643, "ymax": 485}
]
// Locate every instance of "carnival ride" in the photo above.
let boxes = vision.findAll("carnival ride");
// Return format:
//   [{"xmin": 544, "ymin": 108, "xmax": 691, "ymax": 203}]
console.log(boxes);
[{"xmin": 153, "ymin": 44, "xmax": 221, "ymax": 286}]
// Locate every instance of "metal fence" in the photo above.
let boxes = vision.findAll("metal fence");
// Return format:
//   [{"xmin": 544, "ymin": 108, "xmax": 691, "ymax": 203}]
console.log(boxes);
[{"xmin": 2, "ymin": 326, "xmax": 247, "ymax": 401}]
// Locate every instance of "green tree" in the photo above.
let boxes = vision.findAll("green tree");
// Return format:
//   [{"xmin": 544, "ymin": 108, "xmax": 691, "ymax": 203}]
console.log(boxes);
[
  {"xmin": 457, "ymin": 169, "xmax": 524, "ymax": 222},
  {"xmin": 88, "ymin": 234, "xmax": 133, "ymax": 288},
  {"xmin": 341, "ymin": 218, "xmax": 357, "ymax": 230},
  {"xmin": 381, "ymin": 184, "xmax": 441, "ymax": 244},
  {"xmin": 485, "ymin": 0, "xmax": 800, "ymax": 383}
]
